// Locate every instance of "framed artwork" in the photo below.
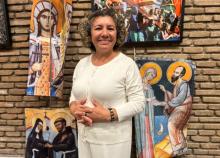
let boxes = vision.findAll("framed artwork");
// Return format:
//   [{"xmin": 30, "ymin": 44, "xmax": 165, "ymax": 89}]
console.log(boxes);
[
  {"xmin": 25, "ymin": 108, "xmax": 78, "ymax": 158},
  {"xmin": 0, "ymin": 0, "xmax": 11, "ymax": 49},
  {"xmin": 92, "ymin": 0, "xmax": 185, "ymax": 46},
  {"xmin": 134, "ymin": 57, "xmax": 195, "ymax": 157}
]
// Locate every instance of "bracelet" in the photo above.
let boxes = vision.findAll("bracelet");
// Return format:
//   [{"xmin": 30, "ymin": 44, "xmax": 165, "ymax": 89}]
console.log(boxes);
[{"xmin": 108, "ymin": 108, "xmax": 115, "ymax": 122}]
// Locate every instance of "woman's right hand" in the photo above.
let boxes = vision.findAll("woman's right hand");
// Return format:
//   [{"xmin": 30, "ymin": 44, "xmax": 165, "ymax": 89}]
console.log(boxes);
[{"xmin": 69, "ymin": 99, "xmax": 93, "ymax": 126}]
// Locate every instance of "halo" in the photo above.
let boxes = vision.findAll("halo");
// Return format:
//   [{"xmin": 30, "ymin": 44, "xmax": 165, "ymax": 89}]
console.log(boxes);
[
  {"xmin": 30, "ymin": 0, "xmax": 65, "ymax": 34},
  {"xmin": 50, "ymin": 111, "xmax": 74, "ymax": 132},
  {"xmin": 166, "ymin": 61, "xmax": 192, "ymax": 84},
  {"xmin": 140, "ymin": 62, "xmax": 162, "ymax": 85}
]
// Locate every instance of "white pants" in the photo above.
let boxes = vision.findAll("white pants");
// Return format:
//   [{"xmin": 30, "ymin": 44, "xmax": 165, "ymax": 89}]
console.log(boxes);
[{"xmin": 78, "ymin": 136, "xmax": 131, "ymax": 158}]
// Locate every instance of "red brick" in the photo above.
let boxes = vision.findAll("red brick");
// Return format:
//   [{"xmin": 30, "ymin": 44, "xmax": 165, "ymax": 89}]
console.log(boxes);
[
  {"xmin": 211, "ymin": 76, "xmax": 220, "ymax": 81},
  {"xmin": 1, "ymin": 76, "xmax": 27, "ymax": 82},
  {"xmin": 6, "ymin": 108, "xmax": 23, "ymax": 114},
  {"xmin": 191, "ymin": 136, "xmax": 210, "ymax": 142},
  {"xmin": 185, "ymin": 7, "xmax": 205, "ymax": 14},
  {"xmin": 196, "ymin": 90, "xmax": 220, "ymax": 96},
  {"xmin": 195, "ymin": 75, "xmax": 209, "ymax": 82},
  {"xmin": 0, "ymin": 102, "xmax": 14, "ymax": 108},
  {"xmin": 7, "ymin": 0, "xmax": 28, "ymax": 4},
  {"xmin": 12, "ymin": 35, "xmax": 28, "ymax": 42},
  {"xmin": 196, "ymin": 61, "xmax": 216, "ymax": 67},
  {"xmin": 0, "ymin": 149, "xmax": 16, "ymax": 154},
  {"xmin": 195, "ymin": 15, "xmax": 213, "ymax": 22},
  {"xmin": 0, "ymin": 126, "xmax": 15, "ymax": 132},
  {"xmin": 201, "ymin": 143, "xmax": 219, "ymax": 149},
  {"xmin": 0, "ymin": 137, "xmax": 25, "ymax": 142},
  {"xmin": 14, "ymin": 70, "xmax": 28, "ymax": 75},
  {"xmin": 0, "ymin": 57, "xmax": 9, "ymax": 62},
  {"xmin": 194, "ymin": 0, "xmax": 220, "ymax": 6},
  {"xmin": 5, "ymin": 96, "xmax": 22, "ymax": 102},
  {"xmin": 1, "ymin": 113, "xmax": 17, "ymax": 119},
  {"xmin": 203, "ymin": 69, "xmax": 220, "ymax": 75},
  {"xmin": 203, "ymin": 97, "xmax": 220, "ymax": 103},
  {"xmin": 23, "ymin": 96, "xmax": 39, "ymax": 101},
  {"xmin": 206, "ymin": 7, "xmax": 220, "ymax": 13},
  {"xmin": 7, "ymin": 143, "xmax": 23, "ymax": 149},
  {"xmin": 15, "ymin": 102, "xmax": 47, "ymax": 108},
  {"xmin": 0, "ymin": 142, "xmax": 6, "ymax": 148},
  {"xmin": 2, "ymin": 63, "xmax": 19, "ymax": 69},
  {"xmin": 0, "ymin": 51, "xmax": 20, "ymax": 56},
  {"xmin": 0, "ymin": 90, "xmax": 8, "ymax": 95},
  {"xmin": 7, "ymin": 120, "xmax": 23, "ymax": 126},
  {"xmin": 9, "ymin": 89, "xmax": 26, "ymax": 95},
  {"xmin": 0, "ymin": 120, "xmax": 6, "ymax": 125},
  {"xmin": 5, "ymin": 132, "xmax": 21, "ymax": 137},
  {"xmin": 0, "ymin": 96, "xmax": 5, "ymax": 101},
  {"xmin": 0, "ymin": 83, "xmax": 14, "ymax": 88},
  {"xmin": 15, "ymin": 83, "xmax": 27, "ymax": 88},
  {"xmin": 200, "ymin": 83, "xmax": 215, "ymax": 89},
  {"xmin": 0, "ymin": 70, "xmax": 14, "ymax": 76}
]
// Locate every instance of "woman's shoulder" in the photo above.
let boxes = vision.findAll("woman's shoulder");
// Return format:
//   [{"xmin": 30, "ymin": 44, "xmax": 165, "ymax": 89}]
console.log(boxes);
[
  {"xmin": 117, "ymin": 53, "xmax": 138, "ymax": 71},
  {"xmin": 118, "ymin": 52, "xmax": 136, "ymax": 65},
  {"xmin": 76, "ymin": 55, "xmax": 91, "ymax": 67}
]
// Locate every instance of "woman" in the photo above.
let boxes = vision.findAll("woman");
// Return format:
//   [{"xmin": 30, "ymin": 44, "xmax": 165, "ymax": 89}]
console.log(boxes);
[
  {"xmin": 69, "ymin": 8, "xmax": 145, "ymax": 158},
  {"xmin": 25, "ymin": 118, "xmax": 48, "ymax": 158}
]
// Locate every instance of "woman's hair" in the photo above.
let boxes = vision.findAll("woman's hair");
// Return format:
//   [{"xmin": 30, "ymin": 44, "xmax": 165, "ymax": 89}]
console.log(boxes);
[{"xmin": 78, "ymin": 7, "xmax": 127, "ymax": 51}]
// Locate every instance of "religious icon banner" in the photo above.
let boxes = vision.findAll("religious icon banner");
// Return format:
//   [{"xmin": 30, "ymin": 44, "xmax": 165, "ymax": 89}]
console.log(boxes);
[
  {"xmin": 134, "ymin": 57, "xmax": 195, "ymax": 158},
  {"xmin": 26, "ymin": 0, "xmax": 73, "ymax": 97},
  {"xmin": 92, "ymin": 0, "xmax": 185, "ymax": 45},
  {"xmin": 25, "ymin": 108, "xmax": 78, "ymax": 158}
]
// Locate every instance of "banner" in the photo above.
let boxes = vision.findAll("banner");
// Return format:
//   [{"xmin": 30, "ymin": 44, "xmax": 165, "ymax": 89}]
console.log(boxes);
[
  {"xmin": 26, "ymin": 0, "xmax": 73, "ymax": 97},
  {"xmin": 25, "ymin": 108, "xmax": 78, "ymax": 158},
  {"xmin": 135, "ymin": 57, "xmax": 195, "ymax": 158}
]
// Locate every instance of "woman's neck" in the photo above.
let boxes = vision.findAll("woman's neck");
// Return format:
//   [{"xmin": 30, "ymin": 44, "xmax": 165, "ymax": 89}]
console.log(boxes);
[
  {"xmin": 41, "ymin": 30, "xmax": 51, "ymax": 38},
  {"xmin": 92, "ymin": 51, "xmax": 118, "ymax": 66}
]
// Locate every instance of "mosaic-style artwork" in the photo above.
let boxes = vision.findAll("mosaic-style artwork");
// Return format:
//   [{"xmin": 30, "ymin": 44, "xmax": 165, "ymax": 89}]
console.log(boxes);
[
  {"xmin": 26, "ymin": 0, "xmax": 73, "ymax": 97},
  {"xmin": 135, "ymin": 57, "xmax": 195, "ymax": 158},
  {"xmin": 25, "ymin": 108, "xmax": 78, "ymax": 158},
  {"xmin": 92, "ymin": 0, "xmax": 184, "ymax": 45}
]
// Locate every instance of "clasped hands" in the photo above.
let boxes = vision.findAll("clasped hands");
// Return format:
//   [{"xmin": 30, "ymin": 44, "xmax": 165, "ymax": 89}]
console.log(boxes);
[{"xmin": 69, "ymin": 99, "xmax": 110, "ymax": 126}]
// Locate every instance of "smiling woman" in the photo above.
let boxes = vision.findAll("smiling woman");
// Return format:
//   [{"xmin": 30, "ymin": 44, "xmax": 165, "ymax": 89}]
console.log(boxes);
[
  {"xmin": 69, "ymin": 7, "xmax": 145, "ymax": 158},
  {"xmin": 91, "ymin": 16, "xmax": 117, "ymax": 59}
]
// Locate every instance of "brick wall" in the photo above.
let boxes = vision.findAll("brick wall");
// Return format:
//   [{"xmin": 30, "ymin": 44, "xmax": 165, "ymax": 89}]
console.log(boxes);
[{"xmin": 0, "ymin": 0, "xmax": 220, "ymax": 157}]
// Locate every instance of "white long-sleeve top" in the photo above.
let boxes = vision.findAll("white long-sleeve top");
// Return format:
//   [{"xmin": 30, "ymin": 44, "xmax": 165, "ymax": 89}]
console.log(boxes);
[{"xmin": 69, "ymin": 52, "xmax": 145, "ymax": 144}]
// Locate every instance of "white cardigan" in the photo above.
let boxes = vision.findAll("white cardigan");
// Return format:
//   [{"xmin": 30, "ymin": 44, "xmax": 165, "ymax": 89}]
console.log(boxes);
[{"xmin": 69, "ymin": 53, "xmax": 145, "ymax": 144}]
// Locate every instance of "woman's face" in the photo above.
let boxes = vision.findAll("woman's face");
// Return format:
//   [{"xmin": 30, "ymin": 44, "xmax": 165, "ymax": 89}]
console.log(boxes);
[
  {"xmin": 91, "ymin": 16, "xmax": 117, "ymax": 53},
  {"xmin": 39, "ymin": 10, "xmax": 55, "ymax": 32},
  {"xmin": 37, "ymin": 123, "xmax": 43, "ymax": 132}
]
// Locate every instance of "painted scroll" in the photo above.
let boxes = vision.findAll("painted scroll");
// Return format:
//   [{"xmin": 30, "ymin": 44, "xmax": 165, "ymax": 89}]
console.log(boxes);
[
  {"xmin": 26, "ymin": 0, "xmax": 73, "ymax": 97},
  {"xmin": 135, "ymin": 57, "xmax": 195, "ymax": 158},
  {"xmin": 25, "ymin": 108, "xmax": 78, "ymax": 158}
]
